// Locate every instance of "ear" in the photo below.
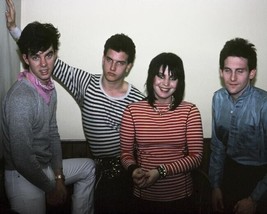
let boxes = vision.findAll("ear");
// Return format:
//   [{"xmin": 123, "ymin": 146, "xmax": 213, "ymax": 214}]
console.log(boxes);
[
  {"xmin": 249, "ymin": 69, "xmax": 256, "ymax": 80},
  {"xmin": 54, "ymin": 50, "xmax": 58, "ymax": 59},
  {"xmin": 219, "ymin": 69, "xmax": 223, "ymax": 77},
  {"xmin": 22, "ymin": 54, "xmax": 29, "ymax": 65},
  {"xmin": 126, "ymin": 63, "xmax": 133, "ymax": 73}
]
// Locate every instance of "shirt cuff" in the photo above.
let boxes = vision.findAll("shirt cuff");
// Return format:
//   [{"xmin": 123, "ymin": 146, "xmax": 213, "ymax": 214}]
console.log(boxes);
[{"xmin": 9, "ymin": 26, "xmax": 21, "ymax": 41}]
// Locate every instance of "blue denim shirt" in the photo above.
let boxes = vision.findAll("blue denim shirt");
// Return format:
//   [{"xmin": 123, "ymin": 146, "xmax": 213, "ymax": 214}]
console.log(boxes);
[{"xmin": 209, "ymin": 85, "xmax": 267, "ymax": 201}]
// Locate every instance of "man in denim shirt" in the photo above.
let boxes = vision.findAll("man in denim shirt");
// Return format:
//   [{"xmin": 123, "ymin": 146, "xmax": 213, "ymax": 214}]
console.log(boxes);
[{"xmin": 209, "ymin": 38, "xmax": 267, "ymax": 214}]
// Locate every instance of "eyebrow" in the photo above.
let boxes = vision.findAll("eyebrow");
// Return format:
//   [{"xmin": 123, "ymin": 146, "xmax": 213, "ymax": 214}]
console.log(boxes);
[
  {"xmin": 105, "ymin": 56, "xmax": 127, "ymax": 64},
  {"xmin": 223, "ymin": 67, "xmax": 247, "ymax": 70},
  {"xmin": 30, "ymin": 50, "xmax": 54, "ymax": 57}
]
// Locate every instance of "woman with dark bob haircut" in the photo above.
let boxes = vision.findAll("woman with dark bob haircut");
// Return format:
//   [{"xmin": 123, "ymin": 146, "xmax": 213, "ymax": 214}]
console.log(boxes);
[
  {"xmin": 120, "ymin": 52, "xmax": 204, "ymax": 213},
  {"xmin": 146, "ymin": 52, "xmax": 185, "ymax": 110}
]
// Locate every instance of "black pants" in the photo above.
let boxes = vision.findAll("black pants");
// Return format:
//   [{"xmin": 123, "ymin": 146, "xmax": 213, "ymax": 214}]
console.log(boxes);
[
  {"xmin": 94, "ymin": 169, "xmax": 133, "ymax": 214},
  {"xmin": 222, "ymin": 157, "xmax": 267, "ymax": 214},
  {"xmin": 129, "ymin": 195, "xmax": 194, "ymax": 214}
]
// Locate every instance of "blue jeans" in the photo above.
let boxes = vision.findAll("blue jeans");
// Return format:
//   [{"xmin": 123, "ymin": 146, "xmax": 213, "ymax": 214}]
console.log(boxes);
[{"xmin": 5, "ymin": 158, "xmax": 95, "ymax": 214}]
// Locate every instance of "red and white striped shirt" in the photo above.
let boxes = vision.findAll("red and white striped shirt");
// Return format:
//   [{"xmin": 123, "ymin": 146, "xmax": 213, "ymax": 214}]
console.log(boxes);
[{"xmin": 120, "ymin": 100, "xmax": 203, "ymax": 201}]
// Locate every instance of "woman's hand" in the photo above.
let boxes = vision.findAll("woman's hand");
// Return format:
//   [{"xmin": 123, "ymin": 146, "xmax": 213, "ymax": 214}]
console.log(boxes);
[
  {"xmin": 132, "ymin": 168, "xmax": 147, "ymax": 188},
  {"xmin": 141, "ymin": 169, "xmax": 159, "ymax": 188}
]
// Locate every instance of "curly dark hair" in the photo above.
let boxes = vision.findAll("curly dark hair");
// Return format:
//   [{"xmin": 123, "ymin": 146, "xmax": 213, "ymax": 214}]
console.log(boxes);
[{"xmin": 17, "ymin": 21, "xmax": 60, "ymax": 56}]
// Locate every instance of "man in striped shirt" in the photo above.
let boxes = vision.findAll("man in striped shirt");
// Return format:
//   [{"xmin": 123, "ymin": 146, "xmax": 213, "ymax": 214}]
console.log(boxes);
[
  {"xmin": 6, "ymin": 0, "xmax": 144, "ymax": 213},
  {"xmin": 51, "ymin": 36, "xmax": 144, "ymax": 213}
]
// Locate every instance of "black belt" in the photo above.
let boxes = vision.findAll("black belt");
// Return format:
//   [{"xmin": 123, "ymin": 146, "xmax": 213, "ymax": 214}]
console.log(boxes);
[{"xmin": 94, "ymin": 157, "xmax": 123, "ymax": 180}]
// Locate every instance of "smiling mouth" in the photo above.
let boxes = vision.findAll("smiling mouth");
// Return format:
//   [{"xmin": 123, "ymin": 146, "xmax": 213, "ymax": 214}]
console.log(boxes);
[{"xmin": 160, "ymin": 87, "xmax": 170, "ymax": 92}]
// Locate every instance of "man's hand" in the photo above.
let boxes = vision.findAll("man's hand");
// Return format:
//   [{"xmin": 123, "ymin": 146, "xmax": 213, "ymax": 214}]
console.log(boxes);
[
  {"xmin": 211, "ymin": 187, "xmax": 224, "ymax": 213},
  {"xmin": 5, "ymin": 0, "xmax": 16, "ymax": 30},
  {"xmin": 46, "ymin": 180, "xmax": 67, "ymax": 206},
  {"xmin": 233, "ymin": 197, "xmax": 257, "ymax": 214}
]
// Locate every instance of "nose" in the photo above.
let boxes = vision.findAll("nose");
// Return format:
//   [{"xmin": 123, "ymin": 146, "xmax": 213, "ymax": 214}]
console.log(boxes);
[
  {"xmin": 110, "ymin": 61, "xmax": 116, "ymax": 71},
  {"xmin": 40, "ymin": 57, "xmax": 47, "ymax": 67},
  {"xmin": 230, "ymin": 71, "xmax": 237, "ymax": 81},
  {"xmin": 163, "ymin": 77, "xmax": 170, "ymax": 86}
]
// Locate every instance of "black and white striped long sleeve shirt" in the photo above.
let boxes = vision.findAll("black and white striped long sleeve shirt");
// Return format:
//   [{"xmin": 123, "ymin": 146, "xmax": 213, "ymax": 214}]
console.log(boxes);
[{"xmin": 53, "ymin": 59, "xmax": 144, "ymax": 158}]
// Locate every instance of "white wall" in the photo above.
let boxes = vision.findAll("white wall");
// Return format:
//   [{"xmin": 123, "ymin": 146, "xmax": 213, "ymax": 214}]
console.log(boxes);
[
  {"xmin": 1, "ymin": 0, "xmax": 21, "ymax": 157},
  {"xmin": 19, "ymin": 0, "xmax": 267, "ymax": 139}
]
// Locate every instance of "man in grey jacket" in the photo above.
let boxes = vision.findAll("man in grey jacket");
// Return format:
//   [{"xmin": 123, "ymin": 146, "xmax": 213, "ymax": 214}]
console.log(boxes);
[{"xmin": 2, "ymin": 21, "xmax": 95, "ymax": 214}]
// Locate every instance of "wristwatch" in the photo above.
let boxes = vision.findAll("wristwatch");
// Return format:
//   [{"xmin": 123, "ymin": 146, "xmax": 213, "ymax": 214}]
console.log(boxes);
[{"xmin": 55, "ymin": 174, "xmax": 65, "ymax": 181}]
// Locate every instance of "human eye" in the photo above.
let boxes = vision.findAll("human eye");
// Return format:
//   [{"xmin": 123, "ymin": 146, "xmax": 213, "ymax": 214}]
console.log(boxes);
[
  {"xmin": 121, "ymin": 61, "xmax": 127, "ymax": 66},
  {"xmin": 223, "ymin": 68, "xmax": 231, "ymax": 73},
  {"xmin": 116, "ymin": 61, "xmax": 127, "ymax": 66},
  {"xmin": 157, "ymin": 73, "xmax": 164, "ymax": 79},
  {"xmin": 169, "ymin": 73, "xmax": 177, "ymax": 80},
  {"xmin": 46, "ymin": 52, "xmax": 54, "ymax": 59},
  {"xmin": 236, "ymin": 69, "xmax": 245, "ymax": 74},
  {"xmin": 105, "ymin": 57, "xmax": 112, "ymax": 63},
  {"xmin": 170, "ymin": 76, "xmax": 177, "ymax": 81},
  {"xmin": 31, "ymin": 55, "xmax": 39, "ymax": 61}
]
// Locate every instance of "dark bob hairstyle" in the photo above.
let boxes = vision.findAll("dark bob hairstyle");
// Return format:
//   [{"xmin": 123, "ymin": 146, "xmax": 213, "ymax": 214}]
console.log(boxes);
[{"xmin": 145, "ymin": 52, "xmax": 185, "ymax": 110}]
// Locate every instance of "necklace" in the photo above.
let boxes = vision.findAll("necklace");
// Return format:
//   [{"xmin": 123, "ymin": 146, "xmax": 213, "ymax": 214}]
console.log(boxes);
[
  {"xmin": 153, "ymin": 104, "xmax": 172, "ymax": 116},
  {"xmin": 153, "ymin": 96, "xmax": 174, "ymax": 116}
]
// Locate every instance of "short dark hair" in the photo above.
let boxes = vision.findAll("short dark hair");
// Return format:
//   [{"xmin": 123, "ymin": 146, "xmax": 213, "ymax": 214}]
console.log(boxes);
[
  {"xmin": 103, "ymin": 33, "xmax": 136, "ymax": 64},
  {"xmin": 219, "ymin": 38, "xmax": 257, "ymax": 71},
  {"xmin": 17, "ymin": 21, "xmax": 60, "ymax": 56},
  {"xmin": 145, "ymin": 52, "xmax": 185, "ymax": 110}
]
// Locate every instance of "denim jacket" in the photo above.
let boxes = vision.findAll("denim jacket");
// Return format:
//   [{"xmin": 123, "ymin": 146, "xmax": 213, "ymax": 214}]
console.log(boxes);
[{"xmin": 209, "ymin": 84, "xmax": 267, "ymax": 201}]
